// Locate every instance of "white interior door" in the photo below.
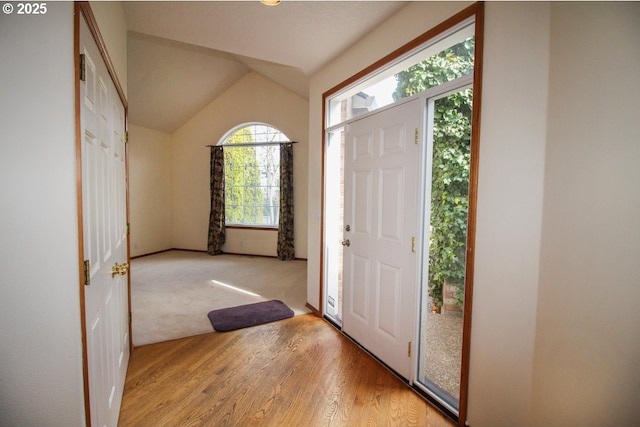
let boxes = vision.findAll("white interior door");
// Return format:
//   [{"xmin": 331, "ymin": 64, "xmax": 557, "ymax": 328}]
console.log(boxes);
[
  {"xmin": 342, "ymin": 99, "xmax": 420, "ymax": 379},
  {"xmin": 80, "ymin": 15, "xmax": 130, "ymax": 427}
]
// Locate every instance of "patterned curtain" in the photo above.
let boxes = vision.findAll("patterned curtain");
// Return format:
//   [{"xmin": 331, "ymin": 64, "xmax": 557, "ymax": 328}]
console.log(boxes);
[
  {"xmin": 277, "ymin": 143, "xmax": 295, "ymax": 260},
  {"xmin": 207, "ymin": 146, "xmax": 225, "ymax": 255}
]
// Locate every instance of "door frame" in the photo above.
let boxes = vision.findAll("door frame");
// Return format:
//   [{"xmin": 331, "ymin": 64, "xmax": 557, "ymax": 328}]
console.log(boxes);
[
  {"xmin": 74, "ymin": 3, "xmax": 131, "ymax": 426},
  {"xmin": 319, "ymin": 3, "xmax": 483, "ymax": 425},
  {"xmin": 414, "ymin": 78, "xmax": 474, "ymax": 416}
]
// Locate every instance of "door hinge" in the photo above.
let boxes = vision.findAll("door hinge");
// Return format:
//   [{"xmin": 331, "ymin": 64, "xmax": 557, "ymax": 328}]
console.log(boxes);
[
  {"xmin": 414, "ymin": 128, "xmax": 419, "ymax": 145},
  {"xmin": 129, "ymin": 312, "xmax": 132, "ymax": 324},
  {"xmin": 83, "ymin": 259, "xmax": 91, "ymax": 286},
  {"xmin": 411, "ymin": 237, "xmax": 416, "ymax": 253},
  {"xmin": 125, "ymin": 130, "xmax": 129, "ymax": 143},
  {"xmin": 408, "ymin": 341, "xmax": 412, "ymax": 357},
  {"xmin": 79, "ymin": 54, "xmax": 86, "ymax": 82},
  {"xmin": 127, "ymin": 223, "xmax": 130, "ymax": 236}
]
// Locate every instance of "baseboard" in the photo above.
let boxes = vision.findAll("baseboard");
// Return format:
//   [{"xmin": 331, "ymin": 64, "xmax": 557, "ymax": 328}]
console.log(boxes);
[
  {"xmin": 221, "ymin": 251, "xmax": 307, "ymax": 261},
  {"xmin": 132, "ymin": 248, "xmax": 308, "ymax": 261},
  {"xmin": 305, "ymin": 303, "xmax": 321, "ymax": 316},
  {"xmin": 130, "ymin": 248, "xmax": 177, "ymax": 260},
  {"xmin": 170, "ymin": 248, "xmax": 207, "ymax": 254}
]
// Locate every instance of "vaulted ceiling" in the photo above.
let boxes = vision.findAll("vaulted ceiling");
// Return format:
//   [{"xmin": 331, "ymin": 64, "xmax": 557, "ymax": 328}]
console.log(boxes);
[{"xmin": 123, "ymin": 1, "xmax": 409, "ymax": 133}]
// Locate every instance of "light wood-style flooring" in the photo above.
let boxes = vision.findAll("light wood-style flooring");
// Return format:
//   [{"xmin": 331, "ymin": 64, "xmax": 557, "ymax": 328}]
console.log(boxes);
[{"xmin": 119, "ymin": 314, "xmax": 454, "ymax": 427}]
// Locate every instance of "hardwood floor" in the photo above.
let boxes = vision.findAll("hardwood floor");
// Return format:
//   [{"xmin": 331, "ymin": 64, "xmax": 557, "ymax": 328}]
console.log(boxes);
[{"xmin": 119, "ymin": 314, "xmax": 454, "ymax": 427}]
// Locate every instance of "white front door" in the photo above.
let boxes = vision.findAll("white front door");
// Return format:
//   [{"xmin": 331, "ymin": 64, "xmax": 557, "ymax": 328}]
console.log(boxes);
[
  {"xmin": 80, "ymin": 15, "xmax": 130, "ymax": 427},
  {"xmin": 342, "ymin": 99, "xmax": 420, "ymax": 379}
]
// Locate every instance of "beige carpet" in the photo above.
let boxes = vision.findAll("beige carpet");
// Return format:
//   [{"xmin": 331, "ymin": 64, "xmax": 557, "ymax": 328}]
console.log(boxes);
[{"xmin": 130, "ymin": 250, "xmax": 309, "ymax": 346}]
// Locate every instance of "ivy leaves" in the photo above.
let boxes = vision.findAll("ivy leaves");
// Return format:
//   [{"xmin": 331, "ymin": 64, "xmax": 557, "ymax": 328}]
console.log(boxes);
[
  {"xmin": 428, "ymin": 89, "xmax": 472, "ymax": 308},
  {"xmin": 393, "ymin": 38, "xmax": 474, "ymax": 309}
]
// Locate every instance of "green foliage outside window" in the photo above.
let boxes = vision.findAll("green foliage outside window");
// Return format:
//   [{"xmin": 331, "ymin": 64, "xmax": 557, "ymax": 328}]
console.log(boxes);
[
  {"xmin": 393, "ymin": 37, "xmax": 474, "ymax": 309},
  {"xmin": 224, "ymin": 128, "xmax": 264, "ymax": 225}
]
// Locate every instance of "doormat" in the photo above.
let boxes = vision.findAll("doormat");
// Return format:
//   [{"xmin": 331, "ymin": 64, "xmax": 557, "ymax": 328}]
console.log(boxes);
[{"xmin": 207, "ymin": 300, "xmax": 294, "ymax": 332}]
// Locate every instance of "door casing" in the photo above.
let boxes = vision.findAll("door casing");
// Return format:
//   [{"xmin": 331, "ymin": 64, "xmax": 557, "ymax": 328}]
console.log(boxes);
[{"xmin": 320, "ymin": 5, "xmax": 484, "ymax": 425}]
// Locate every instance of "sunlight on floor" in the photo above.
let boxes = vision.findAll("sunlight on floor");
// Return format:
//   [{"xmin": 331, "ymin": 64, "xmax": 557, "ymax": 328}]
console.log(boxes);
[{"xmin": 210, "ymin": 279, "xmax": 262, "ymax": 297}]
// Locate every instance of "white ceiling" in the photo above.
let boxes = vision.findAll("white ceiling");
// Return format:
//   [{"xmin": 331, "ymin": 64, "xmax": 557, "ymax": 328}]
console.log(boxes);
[{"xmin": 123, "ymin": 1, "xmax": 409, "ymax": 133}]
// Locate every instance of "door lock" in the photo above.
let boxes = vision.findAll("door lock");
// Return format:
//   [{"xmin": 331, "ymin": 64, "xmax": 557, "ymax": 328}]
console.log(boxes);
[{"xmin": 345, "ymin": 224, "xmax": 351, "ymax": 232}]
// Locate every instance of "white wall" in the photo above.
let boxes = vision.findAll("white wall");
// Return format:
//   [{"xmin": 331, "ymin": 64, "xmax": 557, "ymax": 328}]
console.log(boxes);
[
  {"xmin": 129, "ymin": 125, "xmax": 173, "ymax": 257},
  {"xmin": 467, "ymin": 3, "xmax": 550, "ymax": 425},
  {"xmin": 531, "ymin": 3, "xmax": 640, "ymax": 426},
  {"xmin": 0, "ymin": 3, "xmax": 83, "ymax": 425},
  {"xmin": 171, "ymin": 72, "xmax": 309, "ymax": 258},
  {"xmin": 0, "ymin": 2, "xmax": 128, "ymax": 425}
]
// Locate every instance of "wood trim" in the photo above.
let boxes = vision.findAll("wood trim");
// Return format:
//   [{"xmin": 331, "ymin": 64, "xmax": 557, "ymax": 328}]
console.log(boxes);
[
  {"xmin": 130, "ymin": 248, "xmax": 177, "ymax": 260},
  {"xmin": 167, "ymin": 248, "xmax": 208, "ymax": 254},
  {"xmin": 125, "ymin": 113, "xmax": 132, "ymax": 353},
  {"xmin": 305, "ymin": 303, "xmax": 322, "ymax": 317},
  {"xmin": 322, "ymin": 3, "xmax": 482, "ymax": 101},
  {"xmin": 222, "ymin": 251, "xmax": 286, "ymax": 259},
  {"xmin": 226, "ymin": 225, "xmax": 278, "ymax": 231},
  {"xmin": 318, "ymin": 96, "xmax": 327, "ymax": 318},
  {"xmin": 458, "ymin": 4, "xmax": 483, "ymax": 426},
  {"xmin": 76, "ymin": 2, "xmax": 127, "ymax": 109},
  {"xmin": 213, "ymin": 251, "xmax": 308, "ymax": 261},
  {"xmin": 318, "ymin": 3, "xmax": 484, "ymax": 426},
  {"xmin": 73, "ymin": 5, "xmax": 90, "ymax": 426},
  {"xmin": 75, "ymin": 3, "xmax": 129, "ymax": 425},
  {"xmin": 132, "ymin": 248, "xmax": 308, "ymax": 262}
]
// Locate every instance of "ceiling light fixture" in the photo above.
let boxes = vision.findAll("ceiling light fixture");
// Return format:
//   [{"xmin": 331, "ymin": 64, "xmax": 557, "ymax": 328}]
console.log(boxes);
[{"xmin": 261, "ymin": 0, "xmax": 281, "ymax": 5}]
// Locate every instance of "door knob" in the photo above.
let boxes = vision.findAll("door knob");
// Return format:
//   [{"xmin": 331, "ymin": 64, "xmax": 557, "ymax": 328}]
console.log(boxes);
[
  {"xmin": 111, "ymin": 262, "xmax": 129, "ymax": 278},
  {"xmin": 341, "ymin": 239, "xmax": 351, "ymax": 247},
  {"xmin": 118, "ymin": 262, "xmax": 129, "ymax": 276}
]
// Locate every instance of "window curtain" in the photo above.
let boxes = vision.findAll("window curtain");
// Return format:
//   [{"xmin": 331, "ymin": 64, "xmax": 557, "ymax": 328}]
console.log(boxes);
[
  {"xmin": 207, "ymin": 146, "xmax": 225, "ymax": 255},
  {"xmin": 277, "ymin": 142, "xmax": 295, "ymax": 260}
]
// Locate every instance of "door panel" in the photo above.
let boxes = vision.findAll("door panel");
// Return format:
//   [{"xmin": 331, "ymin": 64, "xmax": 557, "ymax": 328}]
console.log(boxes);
[
  {"xmin": 351, "ymin": 254, "xmax": 370, "ymax": 321},
  {"xmin": 342, "ymin": 100, "xmax": 420, "ymax": 379},
  {"xmin": 376, "ymin": 261, "xmax": 401, "ymax": 338},
  {"xmin": 379, "ymin": 167, "xmax": 404, "ymax": 243},
  {"xmin": 80, "ymin": 14, "xmax": 129, "ymax": 427}
]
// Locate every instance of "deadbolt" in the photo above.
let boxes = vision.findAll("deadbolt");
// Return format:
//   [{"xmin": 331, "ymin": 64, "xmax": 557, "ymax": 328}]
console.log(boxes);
[{"xmin": 345, "ymin": 224, "xmax": 351, "ymax": 232}]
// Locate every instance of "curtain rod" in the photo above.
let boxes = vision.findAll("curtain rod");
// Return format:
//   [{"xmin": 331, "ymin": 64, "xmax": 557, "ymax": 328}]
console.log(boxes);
[{"xmin": 206, "ymin": 141, "xmax": 298, "ymax": 148}]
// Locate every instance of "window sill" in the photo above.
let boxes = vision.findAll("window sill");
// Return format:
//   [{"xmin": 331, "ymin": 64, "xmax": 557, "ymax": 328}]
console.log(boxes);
[{"xmin": 226, "ymin": 225, "xmax": 278, "ymax": 231}]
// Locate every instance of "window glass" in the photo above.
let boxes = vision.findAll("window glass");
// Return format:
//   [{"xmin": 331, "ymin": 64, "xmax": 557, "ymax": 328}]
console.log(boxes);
[
  {"xmin": 327, "ymin": 22, "xmax": 474, "ymax": 127},
  {"xmin": 221, "ymin": 124, "xmax": 289, "ymax": 227}
]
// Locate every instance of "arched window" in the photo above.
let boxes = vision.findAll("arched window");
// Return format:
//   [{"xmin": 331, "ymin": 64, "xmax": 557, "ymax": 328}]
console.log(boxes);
[{"xmin": 219, "ymin": 123, "xmax": 291, "ymax": 227}]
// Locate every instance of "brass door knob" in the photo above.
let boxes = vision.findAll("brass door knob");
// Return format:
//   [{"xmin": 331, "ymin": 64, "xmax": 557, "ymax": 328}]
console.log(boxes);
[
  {"xmin": 111, "ymin": 262, "xmax": 129, "ymax": 278},
  {"xmin": 118, "ymin": 262, "xmax": 129, "ymax": 276}
]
